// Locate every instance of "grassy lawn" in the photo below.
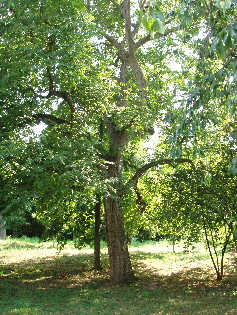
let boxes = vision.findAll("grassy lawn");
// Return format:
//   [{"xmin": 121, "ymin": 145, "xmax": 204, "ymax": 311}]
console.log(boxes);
[{"xmin": 0, "ymin": 237, "xmax": 237, "ymax": 314}]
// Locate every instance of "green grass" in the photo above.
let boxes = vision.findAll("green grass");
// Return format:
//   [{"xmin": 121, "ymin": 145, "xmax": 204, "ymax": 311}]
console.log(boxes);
[{"xmin": 0, "ymin": 237, "xmax": 237, "ymax": 314}]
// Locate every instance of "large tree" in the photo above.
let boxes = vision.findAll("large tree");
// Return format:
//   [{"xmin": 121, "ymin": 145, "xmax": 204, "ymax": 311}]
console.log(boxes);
[{"xmin": 1, "ymin": 0, "xmax": 236, "ymax": 283}]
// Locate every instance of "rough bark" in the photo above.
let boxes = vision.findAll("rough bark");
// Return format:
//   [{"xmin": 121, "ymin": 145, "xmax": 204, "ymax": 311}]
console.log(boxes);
[
  {"xmin": 104, "ymin": 196, "xmax": 133, "ymax": 283},
  {"xmin": 104, "ymin": 126, "xmax": 133, "ymax": 283},
  {"xmin": 94, "ymin": 195, "xmax": 101, "ymax": 271}
]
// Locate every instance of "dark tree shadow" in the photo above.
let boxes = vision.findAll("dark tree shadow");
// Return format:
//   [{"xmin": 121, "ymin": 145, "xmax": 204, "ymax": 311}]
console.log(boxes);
[{"xmin": 1, "ymin": 249, "xmax": 237, "ymax": 314}]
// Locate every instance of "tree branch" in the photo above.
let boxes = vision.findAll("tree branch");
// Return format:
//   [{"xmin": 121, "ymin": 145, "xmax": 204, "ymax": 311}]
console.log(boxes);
[
  {"xmin": 134, "ymin": 25, "xmax": 180, "ymax": 51},
  {"xmin": 127, "ymin": 158, "xmax": 195, "ymax": 188},
  {"xmin": 123, "ymin": 0, "xmax": 134, "ymax": 54},
  {"xmin": 128, "ymin": 54, "xmax": 146, "ymax": 93},
  {"xmin": 45, "ymin": 67, "xmax": 75, "ymax": 121},
  {"xmin": 123, "ymin": 157, "xmax": 195, "ymax": 214},
  {"xmin": 132, "ymin": 22, "xmax": 140, "ymax": 37},
  {"xmin": 134, "ymin": 185, "xmax": 147, "ymax": 214},
  {"xmin": 135, "ymin": 35, "xmax": 151, "ymax": 50},
  {"xmin": 32, "ymin": 114, "xmax": 70, "ymax": 125},
  {"xmin": 103, "ymin": 33, "xmax": 123, "ymax": 51},
  {"xmin": 47, "ymin": 67, "xmax": 54, "ymax": 94},
  {"xmin": 12, "ymin": 113, "xmax": 70, "ymax": 131},
  {"xmin": 103, "ymin": 33, "xmax": 128, "ymax": 61},
  {"xmin": 139, "ymin": 0, "xmax": 148, "ymax": 10}
]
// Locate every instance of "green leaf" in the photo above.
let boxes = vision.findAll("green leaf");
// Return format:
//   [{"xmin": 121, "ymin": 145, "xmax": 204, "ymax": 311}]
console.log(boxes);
[
  {"xmin": 215, "ymin": 0, "xmax": 232, "ymax": 9},
  {"xmin": 224, "ymin": 32, "xmax": 233, "ymax": 48},
  {"xmin": 151, "ymin": 9, "xmax": 164, "ymax": 22},
  {"xmin": 216, "ymin": 39, "xmax": 226, "ymax": 58},
  {"xmin": 152, "ymin": 18, "xmax": 166, "ymax": 35},
  {"xmin": 72, "ymin": 0, "xmax": 86, "ymax": 11}
]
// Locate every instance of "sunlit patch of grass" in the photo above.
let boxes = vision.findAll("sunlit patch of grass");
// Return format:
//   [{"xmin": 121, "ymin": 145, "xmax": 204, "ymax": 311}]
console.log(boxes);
[{"xmin": 0, "ymin": 238, "xmax": 237, "ymax": 314}]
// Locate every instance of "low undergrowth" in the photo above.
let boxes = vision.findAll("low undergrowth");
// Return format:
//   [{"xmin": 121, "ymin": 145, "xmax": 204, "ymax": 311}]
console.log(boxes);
[{"xmin": 0, "ymin": 237, "xmax": 237, "ymax": 314}]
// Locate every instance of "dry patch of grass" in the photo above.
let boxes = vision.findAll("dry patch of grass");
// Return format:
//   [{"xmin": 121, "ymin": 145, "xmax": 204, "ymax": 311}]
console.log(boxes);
[{"xmin": 0, "ymin": 238, "xmax": 237, "ymax": 315}]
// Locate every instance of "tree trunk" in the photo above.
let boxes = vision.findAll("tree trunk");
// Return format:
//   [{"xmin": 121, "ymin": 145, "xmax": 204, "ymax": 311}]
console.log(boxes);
[
  {"xmin": 172, "ymin": 237, "xmax": 175, "ymax": 253},
  {"xmin": 0, "ymin": 216, "xmax": 6, "ymax": 240},
  {"xmin": 104, "ymin": 126, "xmax": 134, "ymax": 284},
  {"xmin": 104, "ymin": 196, "xmax": 133, "ymax": 284},
  {"xmin": 94, "ymin": 195, "xmax": 101, "ymax": 270}
]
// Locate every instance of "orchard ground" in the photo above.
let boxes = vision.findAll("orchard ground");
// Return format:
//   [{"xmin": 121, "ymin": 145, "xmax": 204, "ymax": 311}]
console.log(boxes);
[{"xmin": 0, "ymin": 237, "xmax": 237, "ymax": 314}]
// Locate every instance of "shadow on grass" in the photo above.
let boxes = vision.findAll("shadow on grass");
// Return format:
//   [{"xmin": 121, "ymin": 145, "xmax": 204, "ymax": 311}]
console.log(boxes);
[
  {"xmin": 0, "ymin": 250, "xmax": 237, "ymax": 314},
  {"xmin": 0, "ymin": 252, "xmax": 111, "ymax": 290}
]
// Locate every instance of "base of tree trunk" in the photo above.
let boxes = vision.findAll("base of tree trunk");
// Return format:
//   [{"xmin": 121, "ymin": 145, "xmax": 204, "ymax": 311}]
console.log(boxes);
[
  {"xmin": 94, "ymin": 195, "xmax": 102, "ymax": 271},
  {"xmin": 0, "ymin": 216, "xmax": 6, "ymax": 240},
  {"xmin": 104, "ymin": 197, "xmax": 134, "ymax": 284}
]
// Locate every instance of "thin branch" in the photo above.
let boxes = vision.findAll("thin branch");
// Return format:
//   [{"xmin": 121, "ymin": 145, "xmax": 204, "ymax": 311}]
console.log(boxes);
[
  {"xmin": 135, "ymin": 25, "xmax": 180, "ymax": 51},
  {"xmin": 203, "ymin": 220, "xmax": 220, "ymax": 278},
  {"xmin": 47, "ymin": 67, "xmax": 54, "ymax": 94},
  {"xmin": 103, "ymin": 34, "xmax": 124, "ymax": 51},
  {"xmin": 51, "ymin": 91, "xmax": 75, "ymax": 117},
  {"xmin": 210, "ymin": 228, "xmax": 220, "ymax": 273},
  {"xmin": 135, "ymin": 35, "xmax": 151, "ymax": 50},
  {"xmin": 134, "ymin": 185, "xmax": 147, "ymax": 214},
  {"xmin": 220, "ymin": 225, "xmax": 232, "ymax": 279},
  {"xmin": 86, "ymin": 0, "xmax": 91, "ymax": 12},
  {"xmin": 131, "ymin": 23, "xmax": 140, "ymax": 37},
  {"xmin": 139, "ymin": 0, "xmax": 148, "ymax": 10}
]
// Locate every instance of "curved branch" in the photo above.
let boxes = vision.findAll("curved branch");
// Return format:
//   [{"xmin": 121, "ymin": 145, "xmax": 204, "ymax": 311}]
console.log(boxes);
[
  {"xmin": 127, "ymin": 158, "xmax": 195, "ymax": 188},
  {"xmin": 103, "ymin": 33, "xmax": 123, "ymax": 50},
  {"xmin": 124, "ymin": 158, "xmax": 195, "ymax": 214}
]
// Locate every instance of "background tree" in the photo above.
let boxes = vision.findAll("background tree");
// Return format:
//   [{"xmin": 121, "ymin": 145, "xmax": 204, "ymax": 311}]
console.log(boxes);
[{"xmin": 140, "ymin": 143, "xmax": 237, "ymax": 280}]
